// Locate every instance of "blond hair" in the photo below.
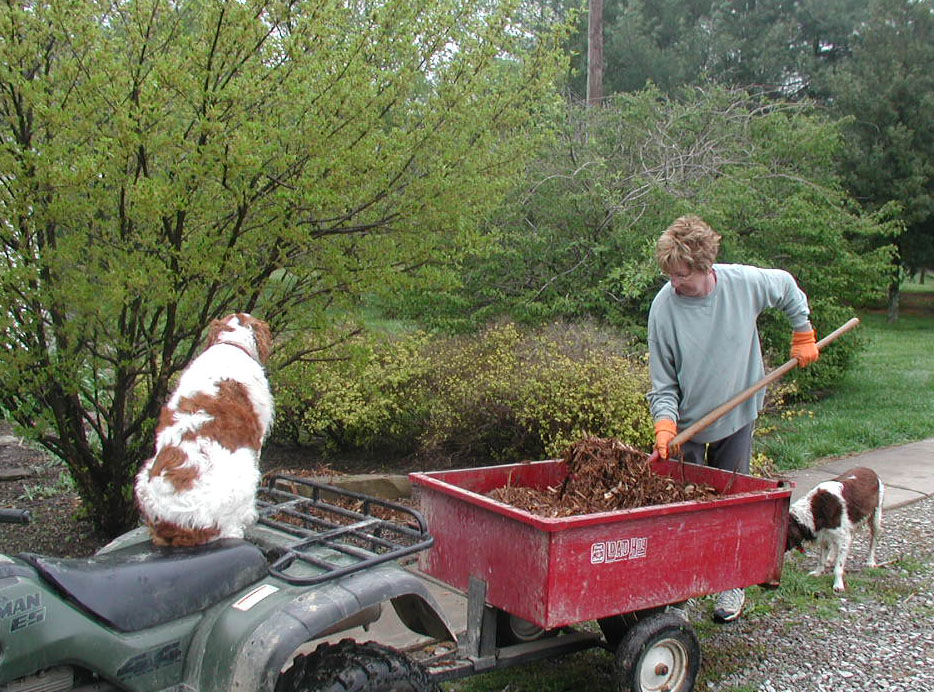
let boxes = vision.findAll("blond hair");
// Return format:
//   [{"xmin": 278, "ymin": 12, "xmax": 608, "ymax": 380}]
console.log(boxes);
[{"xmin": 656, "ymin": 215, "xmax": 721, "ymax": 274}]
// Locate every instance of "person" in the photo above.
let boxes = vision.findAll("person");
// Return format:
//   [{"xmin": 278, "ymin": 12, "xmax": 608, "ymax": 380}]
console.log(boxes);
[{"xmin": 646, "ymin": 214, "xmax": 819, "ymax": 623}]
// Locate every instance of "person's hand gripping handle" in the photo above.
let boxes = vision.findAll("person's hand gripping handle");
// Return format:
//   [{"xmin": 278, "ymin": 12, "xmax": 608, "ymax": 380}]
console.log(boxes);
[
  {"xmin": 790, "ymin": 329, "xmax": 819, "ymax": 367},
  {"xmin": 654, "ymin": 419, "xmax": 678, "ymax": 460}
]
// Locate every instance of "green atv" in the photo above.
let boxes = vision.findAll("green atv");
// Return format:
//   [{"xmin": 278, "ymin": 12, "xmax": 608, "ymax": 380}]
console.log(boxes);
[{"xmin": 0, "ymin": 474, "xmax": 455, "ymax": 692}]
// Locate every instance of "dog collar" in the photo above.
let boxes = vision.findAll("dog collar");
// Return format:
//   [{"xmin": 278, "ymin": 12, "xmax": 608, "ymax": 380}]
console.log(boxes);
[{"xmin": 219, "ymin": 341, "xmax": 256, "ymax": 360}]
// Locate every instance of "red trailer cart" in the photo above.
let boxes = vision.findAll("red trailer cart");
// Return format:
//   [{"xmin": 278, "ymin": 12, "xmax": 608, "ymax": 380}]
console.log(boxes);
[{"xmin": 409, "ymin": 455, "xmax": 792, "ymax": 691}]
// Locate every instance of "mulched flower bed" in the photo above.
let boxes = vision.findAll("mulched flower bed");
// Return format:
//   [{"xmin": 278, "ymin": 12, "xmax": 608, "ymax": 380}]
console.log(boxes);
[{"xmin": 489, "ymin": 436, "xmax": 718, "ymax": 517}]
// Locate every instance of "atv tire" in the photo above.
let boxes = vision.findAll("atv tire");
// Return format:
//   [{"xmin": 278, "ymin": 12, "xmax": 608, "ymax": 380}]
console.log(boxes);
[{"xmin": 275, "ymin": 639, "xmax": 440, "ymax": 692}]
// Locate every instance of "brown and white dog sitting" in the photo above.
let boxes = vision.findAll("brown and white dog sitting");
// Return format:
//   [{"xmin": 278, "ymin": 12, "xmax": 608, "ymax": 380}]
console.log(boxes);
[
  {"xmin": 786, "ymin": 467, "xmax": 883, "ymax": 592},
  {"xmin": 135, "ymin": 313, "xmax": 274, "ymax": 546}
]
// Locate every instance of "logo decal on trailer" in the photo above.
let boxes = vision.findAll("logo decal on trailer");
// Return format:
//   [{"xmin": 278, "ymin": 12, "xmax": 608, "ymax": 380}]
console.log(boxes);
[{"xmin": 590, "ymin": 536, "xmax": 648, "ymax": 564}]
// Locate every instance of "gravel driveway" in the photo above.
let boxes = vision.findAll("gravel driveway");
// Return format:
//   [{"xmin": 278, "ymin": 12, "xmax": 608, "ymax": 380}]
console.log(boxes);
[
  {"xmin": 1, "ymin": 425, "xmax": 931, "ymax": 691},
  {"xmin": 699, "ymin": 493, "xmax": 934, "ymax": 692}
]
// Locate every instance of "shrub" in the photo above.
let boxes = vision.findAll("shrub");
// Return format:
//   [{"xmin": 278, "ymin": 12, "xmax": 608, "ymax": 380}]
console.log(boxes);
[
  {"xmin": 272, "ymin": 330, "xmax": 432, "ymax": 454},
  {"xmin": 418, "ymin": 321, "xmax": 654, "ymax": 463},
  {"xmin": 757, "ymin": 300, "xmax": 865, "ymax": 400},
  {"xmin": 273, "ymin": 321, "xmax": 655, "ymax": 465}
]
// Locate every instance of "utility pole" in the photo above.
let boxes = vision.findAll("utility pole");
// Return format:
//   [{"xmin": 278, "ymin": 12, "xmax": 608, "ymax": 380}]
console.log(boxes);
[{"xmin": 587, "ymin": 0, "xmax": 604, "ymax": 105}]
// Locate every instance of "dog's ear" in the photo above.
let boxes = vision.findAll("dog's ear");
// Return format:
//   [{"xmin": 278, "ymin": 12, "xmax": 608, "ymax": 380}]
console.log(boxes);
[
  {"xmin": 811, "ymin": 489, "xmax": 843, "ymax": 531},
  {"xmin": 245, "ymin": 316, "xmax": 273, "ymax": 364},
  {"xmin": 206, "ymin": 316, "xmax": 232, "ymax": 349},
  {"xmin": 785, "ymin": 515, "xmax": 808, "ymax": 552}
]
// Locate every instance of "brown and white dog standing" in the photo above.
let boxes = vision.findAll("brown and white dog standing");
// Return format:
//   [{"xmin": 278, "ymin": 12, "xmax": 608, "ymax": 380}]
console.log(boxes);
[
  {"xmin": 135, "ymin": 313, "xmax": 274, "ymax": 546},
  {"xmin": 785, "ymin": 466, "xmax": 883, "ymax": 592}
]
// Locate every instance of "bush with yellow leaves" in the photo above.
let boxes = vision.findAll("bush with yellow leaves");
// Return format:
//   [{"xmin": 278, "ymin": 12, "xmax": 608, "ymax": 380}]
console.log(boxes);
[
  {"xmin": 419, "ymin": 321, "xmax": 654, "ymax": 463},
  {"xmin": 272, "ymin": 329, "xmax": 432, "ymax": 453},
  {"xmin": 272, "ymin": 321, "xmax": 654, "ymax": 464}
]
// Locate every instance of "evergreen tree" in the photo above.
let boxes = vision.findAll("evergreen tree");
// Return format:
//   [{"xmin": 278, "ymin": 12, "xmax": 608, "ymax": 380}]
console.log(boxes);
[{"xmin": 830, "ymin": 0, "xmax": 934, "ymax": 316}]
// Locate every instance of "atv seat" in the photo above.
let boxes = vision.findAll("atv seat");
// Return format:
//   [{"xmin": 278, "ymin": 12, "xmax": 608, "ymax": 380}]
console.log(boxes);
[{"xmin": 19, "ymin": 538, "xmax": 269, "ymax": 632}]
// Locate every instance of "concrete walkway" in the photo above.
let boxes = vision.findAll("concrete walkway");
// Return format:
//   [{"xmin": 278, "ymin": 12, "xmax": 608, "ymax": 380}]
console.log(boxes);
[{"xmin": 783, "ymin": 437, "xmax": 934, "ymax": 508}]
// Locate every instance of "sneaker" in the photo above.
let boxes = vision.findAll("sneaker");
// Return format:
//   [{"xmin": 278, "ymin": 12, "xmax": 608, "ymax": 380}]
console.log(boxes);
[{"xmin": 713, "ymin": 588, "xmax": 745, "ymax": 623}]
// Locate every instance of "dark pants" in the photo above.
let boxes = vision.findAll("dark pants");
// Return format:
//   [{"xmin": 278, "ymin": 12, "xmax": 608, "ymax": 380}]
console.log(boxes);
[{"xmin": 679, "ymin": 422, "xmax": 754, "ymax": 474}]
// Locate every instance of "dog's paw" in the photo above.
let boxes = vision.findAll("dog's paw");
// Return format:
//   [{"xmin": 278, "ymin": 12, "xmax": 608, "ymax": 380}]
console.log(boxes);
[
  {"xmin": 833, "ymin": 582, "xmax": 846, "ymax": 593},
  {"xmin": 808, "ymin": 568, "xmax": 825, "ymax": 577}
]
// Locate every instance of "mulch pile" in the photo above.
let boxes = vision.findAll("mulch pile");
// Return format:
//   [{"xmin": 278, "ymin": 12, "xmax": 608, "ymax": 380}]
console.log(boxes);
[{"xmin": 489, "ymin": 436, "xmax": 718, "ymax": 517}]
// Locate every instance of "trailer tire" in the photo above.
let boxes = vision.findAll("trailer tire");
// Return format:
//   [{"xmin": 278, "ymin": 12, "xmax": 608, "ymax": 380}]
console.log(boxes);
[
  {"xmin": 614, "ymin": 612, "xmax": 699, "ymax": 692},
  {"xmin": 495, "ymin": 608, "xmax": 557, "ymax": 646},
  {"xmin": 276, "ymin": 639, "xmax": 441, "ymax": 692},
  {"xmin": 598, "ymin": 606, "xmax": 667, "ymax": 649}
]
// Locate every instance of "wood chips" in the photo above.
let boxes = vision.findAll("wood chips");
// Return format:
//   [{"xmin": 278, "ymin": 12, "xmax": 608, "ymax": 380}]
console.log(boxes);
[{"xmin": 488, "ymin": 436, "xmax": 718, "ymax": 517}]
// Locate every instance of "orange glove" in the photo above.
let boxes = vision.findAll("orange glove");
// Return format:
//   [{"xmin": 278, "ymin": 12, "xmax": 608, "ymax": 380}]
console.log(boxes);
[
  {"xmin": 654, "ymin": 419, "xmax": 678, "ymax": 460},
  {"xmin": 790, "ymin": 329, "xmax": 819, "ymax": 367}
]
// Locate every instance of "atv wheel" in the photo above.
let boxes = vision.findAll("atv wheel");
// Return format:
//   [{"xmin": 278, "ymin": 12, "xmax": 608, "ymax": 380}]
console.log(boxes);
[
  {"xmin": 275, "ymin": 639, "xmax": 440, "ymax": 692},
  {"xmin": 614, "ymin": 612, "xmax": 699, "ymax": 692}
]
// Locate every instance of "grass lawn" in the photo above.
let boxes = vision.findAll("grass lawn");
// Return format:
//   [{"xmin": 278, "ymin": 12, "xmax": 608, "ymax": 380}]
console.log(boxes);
[{"xmin": 757, "ymin": 304, "xmax": 934, "ymax": 470}]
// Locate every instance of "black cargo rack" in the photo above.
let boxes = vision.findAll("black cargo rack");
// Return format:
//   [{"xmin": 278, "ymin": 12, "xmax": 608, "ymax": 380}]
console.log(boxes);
[{"xmin": 256, "ymin": 473, "xmax": 433, "ymax": 585}]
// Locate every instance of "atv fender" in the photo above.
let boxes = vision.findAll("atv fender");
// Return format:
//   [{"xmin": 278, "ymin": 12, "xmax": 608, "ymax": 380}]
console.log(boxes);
[{"xmin": 193, "ymin": 562, "xmax": 455, "ymax": 692}]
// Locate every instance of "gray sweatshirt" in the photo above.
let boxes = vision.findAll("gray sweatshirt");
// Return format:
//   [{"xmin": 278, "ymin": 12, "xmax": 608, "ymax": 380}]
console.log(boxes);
[{"xmin": 647, "ymin": 263, "xmax": 812, "ymax": 443}]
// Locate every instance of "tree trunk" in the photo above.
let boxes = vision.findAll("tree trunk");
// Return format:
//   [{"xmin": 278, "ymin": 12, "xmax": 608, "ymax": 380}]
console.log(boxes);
[
  {"xmin": 887, "ymin": 281, "xmax": 900, "ymax": 323},
  {"xmin": 587, "ymin": 0, "xmax": 604, "ymax": 105},
  {"xmin": 60, "ymin": 442, "xmax": 140, "ymax": 538}
]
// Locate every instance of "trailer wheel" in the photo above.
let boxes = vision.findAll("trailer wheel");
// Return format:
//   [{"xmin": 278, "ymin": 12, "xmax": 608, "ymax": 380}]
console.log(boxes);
[
  {"xmin": 275, "ymin": 639, "xmax": 441, "ymax": 692},
  {"xmin": 614, "ymin": 612, "xmax": 700, "ymax": 692},
  {"xmin": 495, "ymin": 608, "xmax": 556, "ymax": 646},
  {"xmin": 598, "ymin": 606, "xmax": 667, "ymax": 649}
]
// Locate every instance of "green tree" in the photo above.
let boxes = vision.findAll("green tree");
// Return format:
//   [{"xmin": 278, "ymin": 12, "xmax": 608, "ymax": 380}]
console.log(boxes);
[
  {"xmin": 704, "ymin": 0, "xmax": 856, "ymax": 99},
  {"xmin": 567, "ymin": 0, "xmax": 870, "ymax": 99},
  {"xmin": 567, "ymin": 0, "xmax": 714, "ymax": 97},
  {"xmin": 829, "ymin": 0, "xmax": 934, "ymax": 317},
  {"xmin": 0, "ymin": 0, "xmax": 566, "ymax": 534},
  {"xmin": 423, "ymin": 87, "xmax": 894, "ymax": 345}
]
